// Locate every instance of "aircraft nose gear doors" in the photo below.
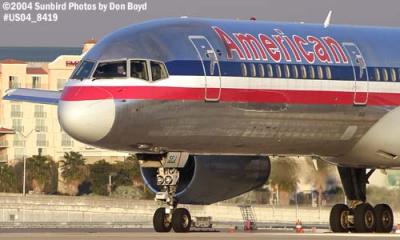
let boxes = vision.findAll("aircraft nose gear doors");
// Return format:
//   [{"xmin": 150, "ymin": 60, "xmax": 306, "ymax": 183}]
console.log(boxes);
[
  {"xmin": 329, "ymin": 167, "xmax": 394, "ymax": 233},
  {"xmin": 189, "ymin": 36, "xmax": 222, "ymax": 102}
]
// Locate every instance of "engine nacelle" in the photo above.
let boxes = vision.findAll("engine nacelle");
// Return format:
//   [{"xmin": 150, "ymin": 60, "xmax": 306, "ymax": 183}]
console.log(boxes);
[{"xmin": 141, "ymin": 155, "xmax": 270, "ymax": 204}]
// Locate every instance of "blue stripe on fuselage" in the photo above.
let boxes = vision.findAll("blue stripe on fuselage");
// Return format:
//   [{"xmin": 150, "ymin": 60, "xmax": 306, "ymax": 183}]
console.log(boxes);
[{"xmin": 166, "ymin": 60, "xmax": 393, "ymax": 82}]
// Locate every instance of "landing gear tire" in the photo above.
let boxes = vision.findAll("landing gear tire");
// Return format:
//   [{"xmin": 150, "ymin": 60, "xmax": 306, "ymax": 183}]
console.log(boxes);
[
  {"xmin": 374, "ymin": 204, "xmax": 393, "ymax": 233},
  {"xmin": 153, "ymin": 207, "xmax": 172, "ymax": 232},
  {"xmin": 354, "ymin": 203, "xmax": 376, "ymax": 233},
  {"xmin": 172, "ymin": 208, "xmax": 192, "ymax": 233},
  {"xmin": 330, "ymin": 204, "xmax": 350, "ymax": 233}
]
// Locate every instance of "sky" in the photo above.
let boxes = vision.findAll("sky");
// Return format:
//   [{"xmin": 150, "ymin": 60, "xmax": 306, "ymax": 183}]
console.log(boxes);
[{"xmin": 1, "ymin": 0, "xmax": 400, "ymax": 47}]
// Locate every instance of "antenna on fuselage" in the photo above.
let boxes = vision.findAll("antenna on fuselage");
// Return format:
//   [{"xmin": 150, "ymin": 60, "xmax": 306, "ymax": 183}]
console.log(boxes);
[{"xmin": 323, "ymin": 10, "xmax": 333, "ymax": 28}]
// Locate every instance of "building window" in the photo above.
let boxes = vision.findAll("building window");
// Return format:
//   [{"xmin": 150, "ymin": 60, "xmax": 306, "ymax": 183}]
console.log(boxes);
[
  {"xmin": 34, "ymin": 105, "xmax": 46, "ymax": 118},
  {"xmin": 317, "ymin": 66, "xmax": 324, "ymax": 79},
  {"xmin": 14, "ymin": 148, "xmax": 24, "ymax": 160},
  {"xmin": 9, "ymin": 76, "xmax": 20, "ymax": 89},
  {"xmin": 11, "ymin": 104, "xmax": 23, "ymax": 118},
  {"xmin": 309, "ymin": 66, "xmax": 315, "ymax": 79},
  {"xmin": 61, "ymin": 133, "xmax": 73, "ymax": 147},
  {"xmin": 267, "ymin": 64, "xmax": 274, "ymax": 78},
  {"xmin": 35, "ymin": 119, "xmax": 47, "ymax": 132},
  {"xmin": 0, "ymin": 154, "xmax": 8, "ymax": 163},
  {"xmin": 36, "ymin": 133, "xmax": 48, "ymax": 147},
  {"xmin": 258, "ymin": 64, "xmax": 265, "ymax": 77},
  {"xmin": 300, "ymin": 65, "xmax": 307, "ymax": 79},
  {"xmin": 13, "ymin": 135, "xmax": 25, "ymax": 147},
  {"xmin": 32, "ymin": 76, "xmax": 41, "ymax": 88},
  {"xmin": 241, "ymin": 63, "xmax": 247, "ymax": 77},
  {"xmin": 12, "ymin": 119, "xmax": 23, "ymax": 132},
  {"xmin": 325, "ymin": 66, "xmax": 332, "ymax": 80},
  {"xmin": 57, "ymin": 79, "xmax": 66, "ymax": 90}
]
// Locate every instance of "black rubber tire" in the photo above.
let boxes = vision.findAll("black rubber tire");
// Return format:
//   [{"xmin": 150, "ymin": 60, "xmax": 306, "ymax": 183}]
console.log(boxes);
[
  {"xmin": 329, "ymin": 204, "xmax": 350, "ymax": 233},
  {"xmin": 153, "ymin": 207, "xmax": 172, "ymax": 232},
  {"xmin": 374, "ymin": 204, "xmax": 393, "ymax": 233},
  {"xmin": 354, "ymin": 203, "xmax": 376, "ymax": 233},
  {"xmin": 172, "ymin": 208, "xmax": 192, "ymax": 233}
]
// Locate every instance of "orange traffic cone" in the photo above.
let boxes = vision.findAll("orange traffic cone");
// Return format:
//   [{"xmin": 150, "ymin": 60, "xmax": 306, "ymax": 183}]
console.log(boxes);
[
  {"xmin": 228, "ymin": 226, "xmax": 236, "ymax": 233},
  {"xmin": 295, "ymin": 220, "xmax": 304, "ymax": 233},
  {"xmin": 395, "ymin": 224, "xmax": 400, "ymax": 234}
]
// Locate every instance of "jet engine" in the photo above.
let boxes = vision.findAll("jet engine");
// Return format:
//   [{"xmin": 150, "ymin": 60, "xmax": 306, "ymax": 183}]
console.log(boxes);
[{"xmin": 141, "ymin": 155, "xmax": 270, "ymax": 204}]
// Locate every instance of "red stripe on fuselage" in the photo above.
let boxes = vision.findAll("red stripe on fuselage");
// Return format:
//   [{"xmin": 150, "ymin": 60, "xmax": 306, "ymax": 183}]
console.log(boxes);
[{"xmin": 61, "ymin": 86, "xmax": 400, "ymax": 106}]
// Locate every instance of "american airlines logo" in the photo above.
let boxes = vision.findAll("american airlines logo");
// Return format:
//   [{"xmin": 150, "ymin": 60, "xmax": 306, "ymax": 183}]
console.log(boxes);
[{"xmin": 212, "ymin": 26, "xmax": 349, "ymax": 64}]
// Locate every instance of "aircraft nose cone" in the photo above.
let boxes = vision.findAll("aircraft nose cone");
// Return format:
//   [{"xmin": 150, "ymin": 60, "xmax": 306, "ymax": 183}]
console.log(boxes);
[{"xmin": 58, "ymin": 99, "xmax": 116, "ymax": 144}]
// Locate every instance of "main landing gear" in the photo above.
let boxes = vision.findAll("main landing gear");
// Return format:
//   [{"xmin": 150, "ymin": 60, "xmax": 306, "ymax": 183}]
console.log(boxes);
[{"xmin": 330, "ymin": 167, "xmax": 394, "ymax": 233}]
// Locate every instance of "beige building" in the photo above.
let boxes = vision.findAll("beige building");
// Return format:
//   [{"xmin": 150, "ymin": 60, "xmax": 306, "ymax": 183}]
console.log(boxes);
[{"xmin": 0, "ymin": 41, "xmax": 128, "ymax": 164}]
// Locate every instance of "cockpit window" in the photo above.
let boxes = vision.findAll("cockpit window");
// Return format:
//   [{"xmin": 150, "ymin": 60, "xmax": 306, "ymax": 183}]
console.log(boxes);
[
  {"xmin": 71, "ymin": 61, "xmax": 95, "ymax": 80},
  {"xmin": 130, "ymin": 60, "xmax": 149, "ymax": 80},
  {"xmin": 93, "ymin": 61, "xmax": 127, "ymax": 79},
  {"xmin": 150, "ymin": 61, "xmax": 168, "ymax": 81}
]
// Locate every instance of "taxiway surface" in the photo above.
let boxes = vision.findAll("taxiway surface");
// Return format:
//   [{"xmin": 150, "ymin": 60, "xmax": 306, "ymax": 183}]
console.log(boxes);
[{"xmin": 0, "ymin": 229, "xmax": 399, "ymax": 240}]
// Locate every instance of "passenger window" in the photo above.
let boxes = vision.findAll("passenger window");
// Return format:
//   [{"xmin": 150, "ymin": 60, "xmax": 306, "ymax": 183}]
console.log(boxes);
[
  {"xmin": 150, "ymin": 61, "xmax": 168, "ymax": 81},
  {"xmin": 292, "ymin": 65, "xmax": 299, "ymax": 79},
  {"xmin": 390, "ymin": 68, "xmax": 397, "ymax": 82},
  {"xmin": 250, "ymin": 63, "xmax": 256, "ymax": 77},
  {"xmin": 258, "ymin": 64, "xmax": 265, "ymax": 77},
  {"xmin": 374, "ymin": 68, "xmax": 380, "ymax": 81},
  {"xmin": 398, "ymin": 69, "xmax": 400, "ymax": 82},
  {"xmin": 130, "ymin": 60, "xmax": 149, "ymax": 80},
  {"xmin": 317, "ymin": 66, "xmax": 324, "ymax": 79},
  {"xmin": 93, "ymin": 61, "xmax": 127, "ymax": 79},
  {"xmin": 325, "ymin": 66, "xmax": 332, "ymax": 80},
  {"xmin": 308, "ymin": 66, "xmax": 315, "ymax": 79},
  {"xmin": 275, "ymin": 65, "xmax": 282, "ymax": 78},
  {"xmin": 300, "ymin": 65, "xmax": 307, "ymax": 79},
  {"xmin": 382, "ymin": 68, "xmax": 388, "ymax": 81},
  {"xmin": 71, "ymin": 61, "xmax": 95, "ymax": 80},
  {"xmin": 241, "ymin": 63, "xmax": 247, "ymax": 77},
  {"xmin": 267, "ymin": 64, "xmax": 274, "ymax": 78},
  {"xmin": 284, "ymin": 65, "xmax": 290, "ymax": 78}
]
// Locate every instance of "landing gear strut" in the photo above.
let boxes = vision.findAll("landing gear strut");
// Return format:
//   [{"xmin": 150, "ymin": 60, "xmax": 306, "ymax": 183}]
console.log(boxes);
[
  {"xmin": 152, "ymin": 167, "xmax": 192, "ymax": 232},
  {"xmin": 330, "ymin": 167, "xmax": 393, "ymax": 233}
]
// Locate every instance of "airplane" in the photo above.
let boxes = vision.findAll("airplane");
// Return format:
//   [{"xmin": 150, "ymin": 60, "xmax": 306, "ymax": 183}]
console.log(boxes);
[{"xmin": 5, "ymin": 16, "xmax": 400, "ymax": 233}]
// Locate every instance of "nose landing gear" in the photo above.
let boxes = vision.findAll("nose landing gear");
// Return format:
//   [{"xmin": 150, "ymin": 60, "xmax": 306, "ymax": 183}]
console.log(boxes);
[
  {"xmin": 152, "ymin": 167, "xmax": 192, "ymax": 232},
  {"xmin": 147, "ymin": 153, "xmax": 192, "ymax": 233},
  {"xmin": 329, "ymin": 167, "xmax": 394, "ymax": 233}
]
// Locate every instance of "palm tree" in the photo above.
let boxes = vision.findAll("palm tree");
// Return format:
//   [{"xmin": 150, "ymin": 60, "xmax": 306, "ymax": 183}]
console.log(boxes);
[
  {"xmin": 0, "ymin": 164, "xmax": 17, "ymax": 192},
  {"xmin": 269, "ymin": 157, "xmax": 299, "ymax": 205},
  {"xmin": 26, "ymin": 155, "xmax": 57, "ymax": 193},
  {"xmin": 59, "ymin": 151, "xmax": 88, "ymax": 195},
  {"xmin": 88, "ymin": 159, "xmax": 113, "ymax": 195}
]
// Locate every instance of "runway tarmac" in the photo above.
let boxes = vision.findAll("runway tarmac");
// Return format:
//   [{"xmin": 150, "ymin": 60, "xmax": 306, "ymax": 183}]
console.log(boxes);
[{"xmin": 0, "ymin": 229, "xmax": 399, "ymax": 240}]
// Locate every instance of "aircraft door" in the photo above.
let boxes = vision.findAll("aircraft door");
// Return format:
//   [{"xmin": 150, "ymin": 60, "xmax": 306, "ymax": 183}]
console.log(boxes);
[
  {"xmin": 342, "ymin": 43, "xmax": 369, "ymax": 105},
  {"xmin": 189, "ymin": 36, "xmax": 222, "ymax": 102}
]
